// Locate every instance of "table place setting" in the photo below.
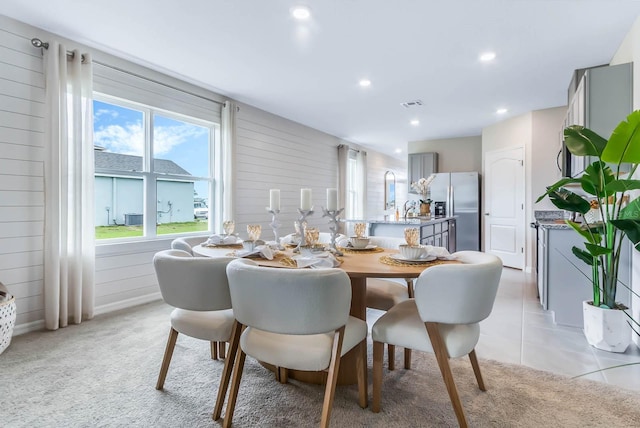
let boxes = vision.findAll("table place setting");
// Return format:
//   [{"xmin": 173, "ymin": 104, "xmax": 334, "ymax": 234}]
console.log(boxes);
[
  {"xmin": 336, "ymin": 224, "xmax": 384, "ymax": 253},
  {"xmin": 290, "ymin": 251, "xmax": 342, "ymax": 269},
  {"xmin": 202, "ymin": 234, "xmax": 242, "ymax": 247},
  {"xmin": 379, "ymin": 227, "xmax": 458, "ymax": 267}
]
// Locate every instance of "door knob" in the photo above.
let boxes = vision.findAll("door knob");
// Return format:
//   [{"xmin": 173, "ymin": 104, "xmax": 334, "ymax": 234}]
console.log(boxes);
[{"xmin": 484, "ymin": 213, "xmax": 490, "ymax": 216}]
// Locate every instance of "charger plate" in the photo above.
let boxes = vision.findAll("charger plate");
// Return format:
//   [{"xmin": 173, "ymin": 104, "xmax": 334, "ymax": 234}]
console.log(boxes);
[
  {"xmin": 379, "ymin": 255, "xmax": 460, "ymax": 267},
  {"xmin": 338, "ymin": 246, "xmax": 384, "ymax": 254}
]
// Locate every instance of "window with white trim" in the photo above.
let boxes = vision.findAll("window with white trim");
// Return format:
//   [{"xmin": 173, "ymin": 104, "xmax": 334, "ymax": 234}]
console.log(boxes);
[{"xmin": 93, "ymin": 94, "xmax": 219, "ymax": 240}]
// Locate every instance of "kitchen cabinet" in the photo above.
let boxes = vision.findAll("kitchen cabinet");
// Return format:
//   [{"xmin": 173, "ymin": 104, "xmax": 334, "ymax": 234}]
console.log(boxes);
[
  {"xmin": 563, "ymin": 63, "xmax": 632, "ymax": 175},
  {"xmin": 538, "ymin": 225, "xmax": 630, "ymax": 327},
  {"xmin": 367, "ymin": 217, "xmax": 456, "ymax": 252},
  {"xmin": 408, "ymin": 152, "xmax": 438, "ymax": 190},
  {"xmin": 537, "ymin": 227, "xmax": 547, "ymax": 309}
]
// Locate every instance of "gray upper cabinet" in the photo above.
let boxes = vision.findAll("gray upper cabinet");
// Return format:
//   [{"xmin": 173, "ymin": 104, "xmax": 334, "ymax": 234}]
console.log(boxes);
[
  {"xmin": 408, "ymin": 152, "xmax": 438, "ymax": 192},
  {"xmin": 564, "ymin": 62, "xmax": 632, "ymax": 172}
]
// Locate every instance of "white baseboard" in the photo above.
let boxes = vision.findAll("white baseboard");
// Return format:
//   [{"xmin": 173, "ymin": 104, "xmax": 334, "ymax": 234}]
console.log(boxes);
[
  {"xmin": 93, "ymin": 293, "xmax": 162, "ymax": 316},
  {"xmin": 13, "ymin": 319, "xmax": 45, "ymax": 336},
  {"xmin": 12, "ymin": 293, "xmax": 163, "ymax": 336}
]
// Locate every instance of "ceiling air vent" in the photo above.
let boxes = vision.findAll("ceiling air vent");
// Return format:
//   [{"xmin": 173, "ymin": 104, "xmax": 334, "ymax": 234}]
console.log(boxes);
[{"xmin": 400, "ymin": 100, "xmax": 423, "ymax": 108}]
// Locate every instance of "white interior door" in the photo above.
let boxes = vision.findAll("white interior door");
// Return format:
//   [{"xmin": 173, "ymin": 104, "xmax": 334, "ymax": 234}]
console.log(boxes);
[{"xmin": 484, "ymin": 147, "xmax": 525, "ymax": 269}]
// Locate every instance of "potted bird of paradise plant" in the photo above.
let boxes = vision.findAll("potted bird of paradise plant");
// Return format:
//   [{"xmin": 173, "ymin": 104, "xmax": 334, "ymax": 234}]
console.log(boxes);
[{"xmin": 537, "ymin": 110, "xmax": 640, "ymax": 352}]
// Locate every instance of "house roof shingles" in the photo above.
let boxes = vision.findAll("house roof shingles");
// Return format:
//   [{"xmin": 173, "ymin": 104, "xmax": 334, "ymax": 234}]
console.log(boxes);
[{"xmin": 94, "ymin": 151, "xmax": 191, "ymax": 175}]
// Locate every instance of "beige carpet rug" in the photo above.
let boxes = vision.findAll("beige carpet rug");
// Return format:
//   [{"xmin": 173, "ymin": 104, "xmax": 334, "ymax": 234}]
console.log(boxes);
[{"xmin": 1, "ymin": 301, "xmax": 639, "ymax": 427}]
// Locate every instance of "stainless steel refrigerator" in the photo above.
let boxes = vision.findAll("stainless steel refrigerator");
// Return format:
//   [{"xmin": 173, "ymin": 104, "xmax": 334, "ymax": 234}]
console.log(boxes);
[{"xmin": 429, "ymin": 172, "xmax": 480, "ymax": 251}]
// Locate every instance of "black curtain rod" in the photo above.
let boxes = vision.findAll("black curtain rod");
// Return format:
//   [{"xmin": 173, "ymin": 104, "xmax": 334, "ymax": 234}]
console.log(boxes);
[{"xmin": 30, "ymin": 37, "xmax": 225, "ymax": 107}]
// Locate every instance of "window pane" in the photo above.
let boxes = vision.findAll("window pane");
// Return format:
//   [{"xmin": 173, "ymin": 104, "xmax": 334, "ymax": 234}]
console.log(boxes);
[
  {"xmin": 153, "ymin": 114, "xmax": 209, "ymax": 180},
  {"xmin": 94, "ymin": 100, "xmax": 145, "ymax": 172},
  {"xmin": 94, "ymin": 176, "xmax": 144, "ymax": 239},
  {"xmin": 156, "ymin": 179, "xmax": 209, "ymax": 236}
]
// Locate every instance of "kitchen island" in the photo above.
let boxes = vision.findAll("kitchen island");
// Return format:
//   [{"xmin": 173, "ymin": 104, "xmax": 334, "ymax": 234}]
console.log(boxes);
[{"xmin": 344, "ymin": 216, "xmax": 456, "ymax": 252}]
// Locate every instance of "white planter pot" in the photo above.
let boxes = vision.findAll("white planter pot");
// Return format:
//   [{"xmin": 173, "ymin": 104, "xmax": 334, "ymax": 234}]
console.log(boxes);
[{"xmin": 583, "ymin": 300, "xmax": 630, "ymax": 353}]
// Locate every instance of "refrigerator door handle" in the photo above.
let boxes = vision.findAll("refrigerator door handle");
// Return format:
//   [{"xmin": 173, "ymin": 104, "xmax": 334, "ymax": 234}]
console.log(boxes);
[{"xmin": 448, "ymin": 185, "xmax": 454, "ymax": 216}]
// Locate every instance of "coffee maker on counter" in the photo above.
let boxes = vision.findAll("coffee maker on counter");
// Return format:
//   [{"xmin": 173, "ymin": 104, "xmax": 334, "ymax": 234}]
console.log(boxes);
[{"xmin": 434, "ymin": 201, "xmax": 446, "ymax": 217}]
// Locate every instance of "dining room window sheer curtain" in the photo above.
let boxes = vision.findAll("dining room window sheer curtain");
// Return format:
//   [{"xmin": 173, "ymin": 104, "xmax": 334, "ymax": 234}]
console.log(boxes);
[
  {"xmin": 221, "ymin": 101, "xmax": 237, "ymax": 225},
  {"xmin": 43, "ymin": 42, "xmax": 95, "ymax": 330},
  {"xmin": 338, "ymin": 144, "xmax": 367, "ymax": 225}
]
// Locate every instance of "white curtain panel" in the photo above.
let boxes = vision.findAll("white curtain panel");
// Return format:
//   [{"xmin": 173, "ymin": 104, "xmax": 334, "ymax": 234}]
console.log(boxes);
[
  {"xmin": 43, "ymin": 42, "xmax": 95, "ymax": 330},
  {"xmin": 356, "ymin": 150, "xmax": 368, "ymax": 219},
  {"xmin": 221, "ymin": 101, "xmax": 237, "ymax": 226},
  {"xmin": 337, "ymin": 144, "xmax": 349, "ymax": 233}
]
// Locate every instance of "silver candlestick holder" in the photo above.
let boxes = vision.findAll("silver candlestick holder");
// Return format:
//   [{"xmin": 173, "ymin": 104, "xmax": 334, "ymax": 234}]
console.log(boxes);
[
  {"xmin": 267, "ymin": 208, "xmax": 283, "ymax": 249},
  {"xmin": 293, "ymin": 207, "xmax": 314, "ymax": 253},
  {"xmin": 322, "ymin": 207, "xmax": 344, "ymax": 256}
]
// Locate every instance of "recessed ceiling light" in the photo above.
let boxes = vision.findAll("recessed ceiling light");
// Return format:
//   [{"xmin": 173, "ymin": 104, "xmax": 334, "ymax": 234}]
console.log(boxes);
[
  {"xmin": 395, "ymin": 148, "xmax": 402, "ymax": 154},
  {"xmin": 359, "ymin": 79, "xmax": 371, "ymax": 87},
  {"xmin": 480, "ymin": 52, "xmax": 496, "ymax": 62},
  {"xmin": 496, "ymin": 108, "xmax": 508, "ymax": 114},
  {"xmin": 291, "ymin": 5, "xmax": 311, "ymax": 20},
  {"xmin": 410, "ymin": 119, "xmax": 420, "ymax": 126}
]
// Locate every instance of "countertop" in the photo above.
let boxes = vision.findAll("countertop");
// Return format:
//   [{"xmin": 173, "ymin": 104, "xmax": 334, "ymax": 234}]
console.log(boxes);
[
  {"xmin": 537, "ymin": 219, "xmax": 571, "ymax": 230},
  {"xmin": 344, "ymin": 216, "xmax": 454, "ymax": 226}
]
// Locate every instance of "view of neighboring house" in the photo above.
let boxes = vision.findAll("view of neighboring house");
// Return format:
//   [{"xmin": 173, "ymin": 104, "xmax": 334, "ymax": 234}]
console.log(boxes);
[{"xmin": 94, "ymin": 149, "xmax": 196, "ymax": 226}]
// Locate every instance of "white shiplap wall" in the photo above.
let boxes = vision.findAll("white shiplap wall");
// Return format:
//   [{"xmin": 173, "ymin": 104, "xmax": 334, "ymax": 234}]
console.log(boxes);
[
  {"xmin": 234, "ymin": 104, "xmax": 342, "ymax": 238},
  {"xmin": 0, "ymin": 22, "xmax": 46, "ymax": 330},
  {"xmin": 0, "ymin": 13, "xmax": 407, "ymax": 334}
]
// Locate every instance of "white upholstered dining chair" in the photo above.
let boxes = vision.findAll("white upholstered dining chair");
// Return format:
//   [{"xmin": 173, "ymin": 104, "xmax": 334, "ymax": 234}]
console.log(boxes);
[
  {"xmin": 371, "ymin": 251, "xmax": 503, "ymax": 428},
  {"xmin": 170, "ymin": 235, "xmax": 210, "ymax": 255},
  {"xmin": 152, "ymin": 249, "xmax": 236, "ymax": 390},
  {"xmin": 366, "ymin": 236, "xmax": 414, "ymax": 369},
  {"xmin": 214, "ymin": 258, "xmax": 368, "ymax": 428}
]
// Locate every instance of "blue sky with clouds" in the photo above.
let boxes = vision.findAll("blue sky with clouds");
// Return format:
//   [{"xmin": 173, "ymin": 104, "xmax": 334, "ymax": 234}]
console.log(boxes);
[{"xmin": 93, "ymin": 100, "xmax": 211, "ymax": 199}]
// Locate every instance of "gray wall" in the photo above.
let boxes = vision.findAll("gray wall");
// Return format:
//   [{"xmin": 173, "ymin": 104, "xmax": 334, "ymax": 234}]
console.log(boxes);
[{"xmin": 408, "ymin": 136, "xmax": 482, "ymax": 172}]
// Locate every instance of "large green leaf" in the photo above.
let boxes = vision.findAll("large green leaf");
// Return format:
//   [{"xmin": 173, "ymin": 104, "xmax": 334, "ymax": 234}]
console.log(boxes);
[
  {"xmin": 547, "ymin": 188, "xmax": 591, "ymax": 214},
  {"xmin": 585, "ymin": 243, "xmax": 612, "ymax": 257},
  {"xmin": 602, "ymin": 110, "xmax": 640, "ymax": 164},
  {"xmin": 618, "ymin": 197, "xmax": 640, "ymax": 220},
  {"xmin": 536, "ymin": 177, "xmax": 581, "ymax": 203},
  {"xmin": 572, "ymin": 246, "xmax": 594, "ymax": 266},
  {"xmin": 605, "ymin": 179, "xmax": 640, "ymax": 193},
  {"xmin": 564, "ymin": 126, "xmax": 608, "ymax": 157},
  {"xmin": 567, "ymin": 220, "xmax": 600, "ymax": 244},
  {"xmin": 581, "ymin": 161, "xmax": 614, "ymax": 196},
  {"xmin": 610, "ymin": 219, "xmax": 640, "ymax": 251}
]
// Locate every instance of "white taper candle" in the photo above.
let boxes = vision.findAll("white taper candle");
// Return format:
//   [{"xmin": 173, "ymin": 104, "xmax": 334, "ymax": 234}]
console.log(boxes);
[
  {"xmin": 269, "ymin": 189, "xmax": 280, "ymax": 211},
  {"xmin": 301, "ymin": 188, "xmax": 312, "ymax": 210},
  {"xmin": 326, "ymin": 188, "xmax": 338, "ymax": 211}
]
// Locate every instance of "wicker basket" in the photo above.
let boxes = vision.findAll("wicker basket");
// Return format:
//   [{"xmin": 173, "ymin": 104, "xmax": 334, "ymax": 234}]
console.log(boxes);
[{"xmin": 0, "ymin": 291, "xmax": 16, "ymax": 355}]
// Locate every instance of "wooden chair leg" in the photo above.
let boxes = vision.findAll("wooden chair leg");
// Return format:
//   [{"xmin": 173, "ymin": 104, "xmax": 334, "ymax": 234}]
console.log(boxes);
[
  {"xmin": 213, "ymin": 321, "xmax": 242, "ymax": 421},
  {"xmin": 218, "ymin": 341, "xmax": 226, "ymax": 360},
  {"xmin": 356, "ymin": 340, "xmax": 368, "ymax": 409},
  {"xmin": 279, "ymin": 367, "xmax": 289, "ymax": 384},
  {"xmin": 320, "ymin": 327, "xmax": 345, "ymax": 428},
  {"xmin": 406, "ymin": 278, "xmax": 414, "ymax": 298},
  {"xmin": 222, "ymin": 346, "xmax": 247, "ymax": 428},
  {"xmin": 404, "ymin": 348, "xmax": 412, "ymax": 370},
  {"xmin": 425, "ymin": 322, "xmax": 468, "ymax": 428},
  {"xmin": 372, "ymin": 340, "xmax": 384, "ymax": 413},
  {"xmin": 156, "ymin": 327, "xmax": 179, "ymax": 390},
  {"xmin": 388, "ymin": 344, "xmax": 396, "ymax": 370},
  {"xmin": 468, "ymin": 349, "xmax": 486, "ymax": 391},
  {"xmin": 211, "ymin": 341, "xmax": 218, "ymax": 360}
]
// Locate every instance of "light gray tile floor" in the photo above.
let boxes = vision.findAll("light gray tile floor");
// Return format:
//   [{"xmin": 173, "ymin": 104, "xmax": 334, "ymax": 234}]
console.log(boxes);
[{"xmin": 368, "ymin": 267, "xmax": 640, "ymax": 392}]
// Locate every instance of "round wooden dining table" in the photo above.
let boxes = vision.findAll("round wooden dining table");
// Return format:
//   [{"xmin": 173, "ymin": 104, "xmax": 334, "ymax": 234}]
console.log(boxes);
[{"xmin": 192, "ymin": 243, "xmax": 449, "ymax": 385}]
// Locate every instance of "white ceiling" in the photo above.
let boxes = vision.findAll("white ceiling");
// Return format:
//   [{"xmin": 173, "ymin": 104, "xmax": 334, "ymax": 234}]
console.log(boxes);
[{"xmin": 3, "ymin": 0, "xmax": 640, "ymax": 159}]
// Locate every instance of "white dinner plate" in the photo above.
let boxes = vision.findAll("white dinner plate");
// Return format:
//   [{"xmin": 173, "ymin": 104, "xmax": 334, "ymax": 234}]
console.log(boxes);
[
  {"xmin": 390, "ymin": 254, "xmax": 437, "ymax": 263},
  {"xmin": 347, "ymin": 244, "xmax": 378, "ymax": 251}
]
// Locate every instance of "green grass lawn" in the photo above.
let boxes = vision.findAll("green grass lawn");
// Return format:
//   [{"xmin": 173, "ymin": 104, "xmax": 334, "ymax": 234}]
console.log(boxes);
[{"xmin": 96, "ymin": 221, "xmax": 209, "ymax": 240}]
